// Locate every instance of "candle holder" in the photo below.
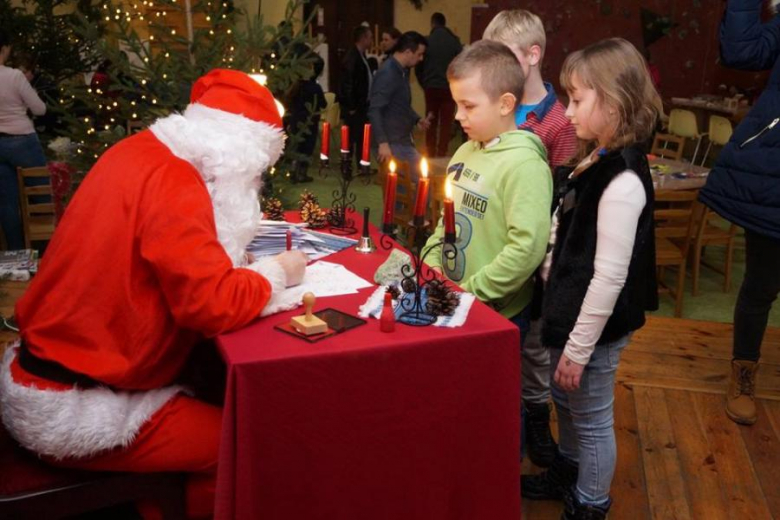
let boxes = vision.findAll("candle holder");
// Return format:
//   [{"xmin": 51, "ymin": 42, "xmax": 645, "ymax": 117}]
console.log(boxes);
[
  {"xmin": 329, "ymin": 150, "xmax": 359, "ymax": 235},
  {"xmin": 379, "ymin": 221, "xmax": 458, "ymax": 327},
  {"xmin": 318, "ymin": 154, "xmax": 330, "ymax": 179}
]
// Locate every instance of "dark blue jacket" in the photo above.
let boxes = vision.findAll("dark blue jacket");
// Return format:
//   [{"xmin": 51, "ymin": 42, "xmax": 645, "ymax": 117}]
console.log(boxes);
[{"xmin": 699, "ymin": 0, "xmax": 780, "ymax": 240}]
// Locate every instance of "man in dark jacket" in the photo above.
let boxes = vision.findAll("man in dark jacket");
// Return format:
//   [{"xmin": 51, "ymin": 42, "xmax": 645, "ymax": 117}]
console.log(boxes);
[
  {"xmin": 416, "ymin": 13, "xmax": 462, "ymax": 157},
  {"xmin": 339, "ymin": 25, "xmax": 375, "ymax": 168},
  {"xmin": 698, "ymin": 0, "xmax": 780, "ymax": 427},
  {"xmin": 369, "ymin": 31, "xmax": 429, "ymax": 180}
]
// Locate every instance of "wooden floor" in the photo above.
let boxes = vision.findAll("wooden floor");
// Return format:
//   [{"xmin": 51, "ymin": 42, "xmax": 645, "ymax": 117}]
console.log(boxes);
[
  {"xmin": 523, "ymin": 316, "xmax": 780, "ymax": 519},
  {"xmin": 2, "ymin": 283, "xmax": 779, "ymax": 519}
]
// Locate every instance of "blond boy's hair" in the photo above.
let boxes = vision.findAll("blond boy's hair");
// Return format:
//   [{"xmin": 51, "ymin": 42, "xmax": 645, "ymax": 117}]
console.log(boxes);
[
  {"xmin": 483, "ymin": 9, "xmax": 546, "ymax": 59},
  {"xmin": 447, "ymin": 40, "xmax": 525, "ymax": 105},
  {"xmin": 560, "ymin": 37, "xmax": 663, "ymax": 153}
]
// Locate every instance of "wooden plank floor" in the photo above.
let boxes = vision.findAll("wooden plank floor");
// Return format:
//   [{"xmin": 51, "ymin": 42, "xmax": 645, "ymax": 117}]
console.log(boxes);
[{"xmin": 522, "ymin": 316, "xmax": 780, "ymax": 519}]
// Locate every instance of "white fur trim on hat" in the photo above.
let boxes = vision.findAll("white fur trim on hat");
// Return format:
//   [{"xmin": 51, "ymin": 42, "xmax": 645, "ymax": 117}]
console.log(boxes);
[{"xmin": 0, "ymin": 343, "xmax": 186, "ymax": 460}]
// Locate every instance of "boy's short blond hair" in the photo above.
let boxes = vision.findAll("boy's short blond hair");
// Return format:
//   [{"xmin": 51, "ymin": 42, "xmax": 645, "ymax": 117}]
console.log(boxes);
[
  {"xmin": 447, "ymin": 40, "xmax": 525, "ymax": 104},
  {"xmin": 483, "ymin": 9, "xmax": 546, "ymax": 59}
]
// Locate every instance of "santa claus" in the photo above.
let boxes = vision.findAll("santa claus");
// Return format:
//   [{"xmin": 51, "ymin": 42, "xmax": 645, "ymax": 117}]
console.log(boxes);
[{"xmin": 0, "ymin": 69, "xmax": 307, "ymax": 519}]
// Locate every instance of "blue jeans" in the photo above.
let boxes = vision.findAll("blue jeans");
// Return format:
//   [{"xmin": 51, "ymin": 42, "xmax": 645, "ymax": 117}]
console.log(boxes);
[
  {"xmin": 550, "ymin": 335, "xmax": 630, "ymax": 506},
  {"xmin": 0, "ymin": 134, "xmax": 47, "ymax": 249},
  {"xmin": 389, "ymin": 142, "xmax": 421, "ymax": 181}
]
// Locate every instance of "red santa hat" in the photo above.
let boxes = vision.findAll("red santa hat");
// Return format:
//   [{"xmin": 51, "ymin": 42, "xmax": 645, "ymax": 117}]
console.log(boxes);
[{"xmin": 190, "ymin": 68, "xmax": 283, "ymax": 129}]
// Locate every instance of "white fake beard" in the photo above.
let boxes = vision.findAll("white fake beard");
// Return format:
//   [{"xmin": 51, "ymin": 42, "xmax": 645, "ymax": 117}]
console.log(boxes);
[
  {"xmin": 772, "ymin": 0, "xmax": 780, "ymax": 14},
  {"xmin": 151, "ymin": 103, "xmax": 285, "ymax": 266}
]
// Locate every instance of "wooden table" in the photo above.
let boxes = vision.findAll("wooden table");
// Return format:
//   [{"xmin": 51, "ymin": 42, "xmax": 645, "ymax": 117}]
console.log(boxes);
[
  {"xmin": 649, "ymin": 157, "xmax": 709, "ymax": 191},
  {"xmin": 671, "ymin": 97, "xmax": 750, "ymax": 126}
]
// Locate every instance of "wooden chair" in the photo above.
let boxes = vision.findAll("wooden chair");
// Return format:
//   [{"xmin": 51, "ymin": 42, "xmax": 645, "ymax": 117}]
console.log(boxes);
[
  {"xmin": 654, "ymin": 189, "xmax": 701, "ymax": 317},
  {"xmin": 651, "ymin": 132, "xmax": 686, "ymax": 161},
  {"xmin": 690, "ymin": 204, "xmax": 739, "ymax": 295},
  {"xmin": 126, "ymin": 120, "xmax": 145, "ymax": 135},
  {"xmin": 16, "ymin": 167, "xmax": 56, "ymax": 248},
  {"xmin": 0, "ymin": 421, "xmax": 186, "ymax": 519}
]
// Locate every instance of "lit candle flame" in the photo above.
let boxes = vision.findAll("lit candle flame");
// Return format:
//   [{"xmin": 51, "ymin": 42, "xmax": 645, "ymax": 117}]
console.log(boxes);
[
  {"xmin": 389, "ymin": 159, "xmax": 397, "ymax": 173},
  {"xmin": 420, "ymin": 157, "xmax": 429, "ymax": 179},
  {"xmin": 445, "ymin": 178, "xmax": 453, "ymax": 200}
]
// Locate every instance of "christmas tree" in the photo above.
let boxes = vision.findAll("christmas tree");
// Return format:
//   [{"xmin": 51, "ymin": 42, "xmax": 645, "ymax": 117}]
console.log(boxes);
[{"xmin": 52, "ymin": 0, "xmax": 318, "ymax": 181}]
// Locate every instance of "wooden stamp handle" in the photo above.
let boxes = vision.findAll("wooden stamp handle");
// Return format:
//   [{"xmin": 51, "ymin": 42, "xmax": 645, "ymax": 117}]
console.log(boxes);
[{"xmin": 303, "ymin": 292, "xmax": 316, "ymax": 320}]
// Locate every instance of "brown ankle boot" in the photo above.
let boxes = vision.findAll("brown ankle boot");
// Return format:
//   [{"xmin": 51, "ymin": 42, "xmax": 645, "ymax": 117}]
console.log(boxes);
[{"xmin": 726, "ymin": 359, "xmax": 759, "ymax": 425}]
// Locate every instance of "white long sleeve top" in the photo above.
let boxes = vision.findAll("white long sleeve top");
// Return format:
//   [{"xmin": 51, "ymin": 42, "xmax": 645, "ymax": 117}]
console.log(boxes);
[
  {"xmin": 541, "ymin": 170, "xmax": 646, "ymax": 365},
  {"xmin": 0, "ymin": 65, "xmax": 46, "ymax": 135}
]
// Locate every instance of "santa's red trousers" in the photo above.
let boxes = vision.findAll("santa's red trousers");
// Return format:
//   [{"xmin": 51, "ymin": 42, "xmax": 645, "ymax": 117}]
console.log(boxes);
[{"xmin": 48, "ymin": 393, "xmax": 221, "ymax": 519}]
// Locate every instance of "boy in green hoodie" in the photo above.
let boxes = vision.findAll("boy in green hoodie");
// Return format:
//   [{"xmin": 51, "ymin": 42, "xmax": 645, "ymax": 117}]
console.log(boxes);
[{"xmin": 426, "ymin": 40, "xmax": 552, "ymax": 321}]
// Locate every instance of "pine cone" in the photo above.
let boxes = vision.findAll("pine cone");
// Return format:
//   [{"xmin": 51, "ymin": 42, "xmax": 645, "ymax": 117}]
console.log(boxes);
[
  {"xmin": 263, "ymin": 197, "xmax": 285, "ymax": 221},
  {"xmin": 386, "ymin": 285, "xmax": 401, "ymax": 300},
  {"xmin": 298, "ymin": 189, "xmax": 319, "ymax": 209},
  {"xmin": 300, "ymin": 200, "xmax": 329, "ymax": 228},
  {"xmin": 426, "ymin": 279, "xmax": 460, "ymax": 317},
  {"xmin": 401, "ymin": 277, "xmax": 417, "ymax": 294},
  {"xmin": 327, "ymin": 206, "xmax": 344, "ymax": 227}
]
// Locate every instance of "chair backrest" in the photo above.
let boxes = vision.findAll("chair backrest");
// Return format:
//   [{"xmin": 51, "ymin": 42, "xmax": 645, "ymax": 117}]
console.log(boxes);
[
  {"xmin": 668, "ymin": 109, "xmax": 700, "ymax": 138},
  {"xmin": 16, "ymin": 167, "xmax": 55, "ymax": 248},
  {"xmin": 126, "ymin": 120, "xmax": 145, "ymax": 135},
  {"xmin": 654, "ymin": 189, "xmax": 701, "ymax": 257},
  {"xmin": 323, "ymin": 92, "xmax": 340, "ymax": 128},
  {"xmin": 651, "ymin": 133, "xmax": 685, "ymax": 161},
  {"xmin": 708, "ymin": 115, "xmax": 733, "ymax": 146}
]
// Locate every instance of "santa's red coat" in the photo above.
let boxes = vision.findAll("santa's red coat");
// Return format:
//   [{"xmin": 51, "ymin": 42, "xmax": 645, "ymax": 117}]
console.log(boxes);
[{"xmin": 15, "ymin": 130, "xmax": 273, "ymax": 390}]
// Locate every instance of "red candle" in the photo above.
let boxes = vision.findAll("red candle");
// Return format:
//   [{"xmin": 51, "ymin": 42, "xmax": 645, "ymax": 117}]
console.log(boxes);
[
  {"xmin": 443, "ymin": 178, "xmax": 456, "ymax": 241},
  {"xmin": 340, "ymin": 125, "xmax": 349, "ymax": 153},
  {"xmin": 320, "ymin": 122, "xmax": 330, "ymax": 160},
  {"xmin": 413, "ymin": 158, "xmax": 430, "ymax": 221},
  {"xmin": 361, "ymin": 123, "xmax": 371, "ymax": 165},
  {"xmin": 383, "ymin": 160, "xmax": 398, "ymax": 226},
  {"xmin": 286, "ymin": 229, "xmax": 292, "ymax": 251}
]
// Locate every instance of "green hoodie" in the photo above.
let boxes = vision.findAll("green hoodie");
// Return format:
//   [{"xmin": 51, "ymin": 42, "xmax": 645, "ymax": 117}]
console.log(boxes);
[{"xmin": 425, "ymin": 130, "xmax": 552, "ymax": 318}]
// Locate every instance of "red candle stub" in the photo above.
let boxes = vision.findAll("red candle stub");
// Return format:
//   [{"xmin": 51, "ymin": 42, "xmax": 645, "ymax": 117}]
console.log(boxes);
[
  {"xmin": 320, "ymin": 122, "xmax": 330, "ymax": 160},
  {"xmin": 383, "ymin": 160, "xmax": 397, "ymax": 227},
  {"xmin": 286, "ymin": 229, "xmax": 292, "ymax": 251},
  {"xmin": 361, "ymin": 123, "xmax": 371, "ymax": 165},
  {"xmin": 340, "ymin": 125, "xmax": 349, "ymax": 153}
]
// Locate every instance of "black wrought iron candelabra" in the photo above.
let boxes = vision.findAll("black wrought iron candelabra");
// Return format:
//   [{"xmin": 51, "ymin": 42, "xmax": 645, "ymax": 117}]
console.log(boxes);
[
  {"xmin": 379, "ymin": 220, "xmax": 458, "ymax": 327},
  {"xmin": 319, "ymin": 151, "xmax": 374, "ymax": 235}
]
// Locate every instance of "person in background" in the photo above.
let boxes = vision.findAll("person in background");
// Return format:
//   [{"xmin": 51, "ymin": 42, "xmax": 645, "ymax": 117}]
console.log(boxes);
[
  {"xmin": 339, "ymin": 25, "xmax": 375, "ymax": 169},
  {"xmin": 483, "ymin": 8, "xmax": 579, "ymax": 470},
  {"xmin": 0, "ymin": 30, "xmax": 47, "ymax": 250},
  {"xmin": 523, "ymin": 38, "xmax": 660, "ymax": 520},
  {"xmin": 379, "ymin": 27, "xmax": 401, "ymax": 66},
  {"xmin": 369, "ymin": 31, "xmax": 429, "ymax": 179},
  {"xmin": 284, "ymin": 55, "xmax": 327, "ymax": 183},
  {"xmin": 416, "ymin": 12, "xmax": 462, "ymax": 157},
  {"xmin": 698, "ymin": 0, "xmax": 780, "ymax": 427}
]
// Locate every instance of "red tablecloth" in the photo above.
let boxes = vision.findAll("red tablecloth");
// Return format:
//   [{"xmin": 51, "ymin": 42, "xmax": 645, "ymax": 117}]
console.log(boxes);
[{"xmin": 214, "ymin": 222, "xmax": 521, "ymax": 520}]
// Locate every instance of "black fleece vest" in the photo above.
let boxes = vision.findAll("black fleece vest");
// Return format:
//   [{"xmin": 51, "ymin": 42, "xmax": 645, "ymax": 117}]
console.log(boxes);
[{"xmin": 541, "ymin": 145, "xmax": 659, "ymax": 350}]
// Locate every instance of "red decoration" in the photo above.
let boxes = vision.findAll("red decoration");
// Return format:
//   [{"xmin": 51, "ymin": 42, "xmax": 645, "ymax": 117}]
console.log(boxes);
[
  {"xmin": 286, "ymin": 229, "xmax": 292, "ymax": 251},
  {"xmin": 380, "ymin": 291, "xmax": 395, "ymax": 332}
]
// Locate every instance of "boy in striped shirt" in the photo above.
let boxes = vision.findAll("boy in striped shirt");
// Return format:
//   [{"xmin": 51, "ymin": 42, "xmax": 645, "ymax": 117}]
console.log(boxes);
[
  {"xmin": 484, "ymin": 10, "xmax": 577, "ymax": 169},
  {"xmin": 484, "ymin": 9, "xmax": 578, "ymax": 470}
]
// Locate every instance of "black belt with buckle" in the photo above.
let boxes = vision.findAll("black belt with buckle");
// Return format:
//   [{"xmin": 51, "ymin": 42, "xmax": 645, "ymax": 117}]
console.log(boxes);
[{"xmin": 18, "ymin": 341, "xmax": 103, "ymax": 388}]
